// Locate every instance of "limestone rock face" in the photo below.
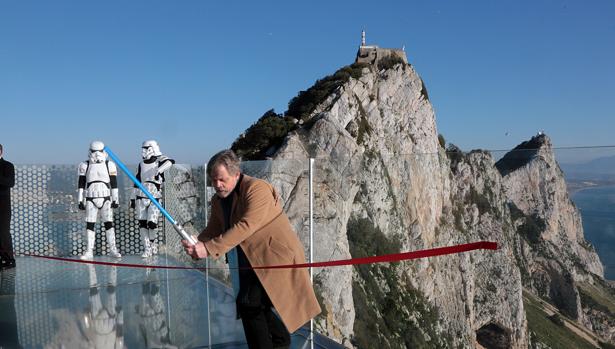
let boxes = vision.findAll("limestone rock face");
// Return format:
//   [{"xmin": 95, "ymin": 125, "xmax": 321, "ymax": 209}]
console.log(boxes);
[
  {"xmin": 497, "ymin": 135, "xmax": 604, "ymax": 281},
  {"xmin": 241, "ymin": 62, "xmax": 610, "ymax": 347},
  {"xmin": 254, "ymin": 63, "xmax": 525, "ymax": 348},
  {"xmin": 496, "ymin": 135, "xmax": 611, "ymax": 342}
]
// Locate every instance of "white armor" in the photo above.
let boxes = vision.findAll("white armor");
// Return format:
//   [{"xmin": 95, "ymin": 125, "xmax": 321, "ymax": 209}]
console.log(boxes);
[
  {"xmin": 81, "ymin": 264, "xmax": 125, "ymax": 349},
  {"xmin": 78, "ymin": 141, "xmax": 121, "ymax": 259},
  {"xmin": 133, "ymin": 140, "xmax": 174, "ymax": 258},
  {"xmin": 135, "ymin": 268, "xmax": 176, "ymax": 348}
]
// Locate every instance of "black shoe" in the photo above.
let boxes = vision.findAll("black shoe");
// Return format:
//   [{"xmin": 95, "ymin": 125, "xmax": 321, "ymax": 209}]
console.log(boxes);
[{"xmin": 1, "ymin": 259, "xmax": 16, "ymax": 270}]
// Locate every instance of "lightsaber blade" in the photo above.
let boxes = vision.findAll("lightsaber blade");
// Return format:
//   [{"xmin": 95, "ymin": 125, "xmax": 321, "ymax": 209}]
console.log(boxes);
[{"xmin": 104, "ymin": 146, "xmax": 197, "ymax": 245}]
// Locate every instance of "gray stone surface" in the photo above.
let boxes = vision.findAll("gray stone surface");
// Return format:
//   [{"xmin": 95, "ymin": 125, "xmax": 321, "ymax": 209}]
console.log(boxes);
[{"xmin": 242, "ymin": 59, "xmax": 612, "ymax": 347}]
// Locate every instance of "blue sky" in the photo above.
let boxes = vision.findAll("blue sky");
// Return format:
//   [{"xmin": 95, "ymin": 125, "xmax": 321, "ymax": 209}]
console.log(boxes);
[{"xmin": 1, "ymin": 0, "xmax": 614, "ymax": 164}]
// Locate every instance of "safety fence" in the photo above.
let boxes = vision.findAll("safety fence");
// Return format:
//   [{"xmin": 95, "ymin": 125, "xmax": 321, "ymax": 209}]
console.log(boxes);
[{"xmin": 4, "ymin": 146, "xmax": 615, "ymax": 348}]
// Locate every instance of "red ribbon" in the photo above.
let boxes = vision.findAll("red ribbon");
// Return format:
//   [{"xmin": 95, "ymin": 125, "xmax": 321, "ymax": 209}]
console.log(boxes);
[
  {"xmin": 23, "ymin": 241, "xmax": 497, "ymax": 270},
  {"xmin": 254, "ymin": 240, "xmax": 497, "ymax": 269}
]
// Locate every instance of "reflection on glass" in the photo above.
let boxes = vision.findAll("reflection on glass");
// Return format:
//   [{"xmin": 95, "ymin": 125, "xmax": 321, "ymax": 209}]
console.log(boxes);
[
  {"xmin": 0, "ymin": 269, "xmax": 21, "ymax": 348},
  {"xmin": 81, "ymin": 264, "xmax": 125, "ymax": 348},
  {"xmin": 135, "ymin": 268, "xmax": 176, "ymax": 349}
]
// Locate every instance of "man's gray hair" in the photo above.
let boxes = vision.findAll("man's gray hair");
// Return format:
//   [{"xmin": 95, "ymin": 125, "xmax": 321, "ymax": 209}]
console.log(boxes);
[{"xmin": 207, "ymin": 149, "xmax": 241, "ymax": 177}]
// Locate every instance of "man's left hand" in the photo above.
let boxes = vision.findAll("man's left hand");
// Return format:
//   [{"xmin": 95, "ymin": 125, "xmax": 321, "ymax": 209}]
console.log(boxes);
[{"xmin": 182, "ymin": 238, "xmax": 208, "ymax": 259}]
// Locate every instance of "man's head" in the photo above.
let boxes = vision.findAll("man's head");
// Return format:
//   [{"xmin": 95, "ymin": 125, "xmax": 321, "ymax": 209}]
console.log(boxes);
[{"xmin": 207, "ymin": 150, "xmax": 241, "ymax": 198}]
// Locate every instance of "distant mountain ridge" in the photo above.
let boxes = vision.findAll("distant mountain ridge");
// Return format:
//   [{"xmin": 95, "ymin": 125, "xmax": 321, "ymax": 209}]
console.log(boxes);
[{"xmin": 561, "ymin": 155, "xmax": 615, "ymax": 180}]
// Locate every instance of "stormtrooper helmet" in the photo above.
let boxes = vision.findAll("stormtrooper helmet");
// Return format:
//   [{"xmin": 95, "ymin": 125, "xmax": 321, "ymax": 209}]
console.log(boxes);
[
  {"xmin": 89, "ymin": 141, "xmax": 107, "ymax": 163},
  {"xmin": 141, "ymin": 140, "xmax": 161, "ymax": 160}
]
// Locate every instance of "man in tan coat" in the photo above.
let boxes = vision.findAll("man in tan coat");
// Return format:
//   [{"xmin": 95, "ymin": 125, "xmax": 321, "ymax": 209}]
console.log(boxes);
[{"xmin": 182, "ymin": 149, "xmax": 321, "ymax": 349}]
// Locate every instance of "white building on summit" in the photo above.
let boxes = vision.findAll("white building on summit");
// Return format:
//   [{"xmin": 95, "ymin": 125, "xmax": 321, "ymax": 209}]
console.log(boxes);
[{"xmin": 355, "ymin": 30, "xmax": 408, "ymax": 66}]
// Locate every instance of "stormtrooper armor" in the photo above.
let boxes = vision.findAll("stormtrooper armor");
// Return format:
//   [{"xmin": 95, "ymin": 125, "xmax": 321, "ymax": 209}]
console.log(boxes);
[
  {"xmin": 135, "ymin": 268, "xmax": 176, "ymax": 348},
  {"xmin": 78, "ymin": 141, "xmax": 121, "ymax": 259},
  {"xmin": 132, "ymin": 140, "xmax": 175, "ymax": 258},
  {"xmin": 81, "ymin": 264, "xmax": 125, "ymax": 348}
]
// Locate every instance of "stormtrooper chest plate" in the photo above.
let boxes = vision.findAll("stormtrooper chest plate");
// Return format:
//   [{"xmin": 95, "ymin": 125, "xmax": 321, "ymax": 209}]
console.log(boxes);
[
  {"xmin": 140, "ymin": 161, "xmax": 160, "ymax": 183},
  {"xmin": 86, "ymin": 162, "xmax": 111, "ymax": 197},
  {"xmin": 139, "ymin": 161, "xmax": 163, "ymax": 197}
]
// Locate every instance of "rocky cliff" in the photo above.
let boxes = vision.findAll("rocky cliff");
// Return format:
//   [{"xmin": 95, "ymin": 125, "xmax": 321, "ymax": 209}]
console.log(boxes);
[
  {"xmin": 231, "ymin": 58, "xmax": 614, "ymax": 348},
  {"xmin": 496, "ymin": 136, "xmax": 614, "ymax": 346}
]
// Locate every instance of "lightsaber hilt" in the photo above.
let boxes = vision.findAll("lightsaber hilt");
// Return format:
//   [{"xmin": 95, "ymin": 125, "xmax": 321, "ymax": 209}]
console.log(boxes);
[
  {"xmin": 104, "ymin": 146, "xmax": 197, "ymax": 245},
  {"xmin": 173, "ymin": 223, "xmax": 197, "ymax": 245}
]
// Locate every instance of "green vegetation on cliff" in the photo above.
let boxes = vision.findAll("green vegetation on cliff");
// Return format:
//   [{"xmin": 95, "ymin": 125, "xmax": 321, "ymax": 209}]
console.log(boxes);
[
  {"xmin": 232, "ymin": 63, "xmax": 369, "ymax": 160},
  {"xmin": 508, "ymin": 202, "xmax": 546, "ymax": 244},
  {"xmin": 524, "ymin": 292, "xmax": 597, "ymax": 349},
  {"xmin": 376, "ymin": 55, "xmax": 405, "ymax": 71},
  {"xmin": 231, "ymin": 109, "xmax": 296, "ymax": 160},
  {"xmin": 287, "ymin": 63, "xmax": 368, "ymax": 122},
  {"xmin": 347, "ymin": 217, "xmax": 451, "ymax": 348}
]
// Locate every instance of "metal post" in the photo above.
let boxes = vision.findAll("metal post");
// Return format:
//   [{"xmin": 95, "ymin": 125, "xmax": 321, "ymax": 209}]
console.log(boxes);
[
  {"xmin": 204, "ymin": 163, "xmax": 212, "ymax": 348},
  {"xmin": 162, "ymin": 177, "xmax": 172, "ymax": 340},
  {"xmin": 308, "ymin": 158, "xmax": 315, "ymax": 349}
]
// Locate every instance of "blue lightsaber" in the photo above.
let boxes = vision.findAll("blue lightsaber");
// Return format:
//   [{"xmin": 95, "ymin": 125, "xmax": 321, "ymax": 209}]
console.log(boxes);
[{"xmin": 104, "ymin": 146, "xmax": 197, "ymax": 245}]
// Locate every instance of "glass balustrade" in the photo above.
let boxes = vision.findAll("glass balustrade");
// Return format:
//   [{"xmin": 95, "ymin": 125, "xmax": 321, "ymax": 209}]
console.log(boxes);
[{"xmin": 1, "ymin": 147, "xmax": 613, "ymax": 348}]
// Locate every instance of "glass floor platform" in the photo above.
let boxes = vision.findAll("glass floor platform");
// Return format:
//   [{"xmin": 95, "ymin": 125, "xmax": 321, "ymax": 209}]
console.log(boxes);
[{"xmin": 0, "ymin": 256, "xmax": 343, "ymax": 349}]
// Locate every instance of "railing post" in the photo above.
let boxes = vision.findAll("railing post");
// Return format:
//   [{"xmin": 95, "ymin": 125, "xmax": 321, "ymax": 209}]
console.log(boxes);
[
  {"xmin": 309, "ymin": 157, "xmax": 315, "ymax": 349},
  {"xmin": 204, "ymin": 163, "xmax": 212, "ymax": 348}
]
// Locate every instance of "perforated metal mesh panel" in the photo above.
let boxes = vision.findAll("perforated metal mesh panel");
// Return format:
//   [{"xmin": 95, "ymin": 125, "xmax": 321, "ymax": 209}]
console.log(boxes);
[
  {"xmin": 162, "ymin": 164, "xmax": 208, "ymax": 265},
  {"xmin": 5, "ymin": 160, "xmax": 319, "ymax": 347},
  {"xmin": 9, "ymin": 164, "xmax": 203, "ymax": 257},
  {"xmin": 9, "ymin": 161, "xmax": 310, "ymax": 260}
]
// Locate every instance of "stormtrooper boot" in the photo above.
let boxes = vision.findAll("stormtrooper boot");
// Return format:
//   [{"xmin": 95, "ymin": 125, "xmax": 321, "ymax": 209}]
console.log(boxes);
[
  {"xmin": 81, "ymin": 229, "xmax": 96, "ymax": 260},
  {"xmin": 150, "ymin": 237, "xmax": 158, "ymax": 256},
  {"xmin": 105, "ymin": 228, "xmax": 122, "ymax": 258},
  {"xmin": 140, "ymin": 228, "xmax": 153, "ymax": 258}
]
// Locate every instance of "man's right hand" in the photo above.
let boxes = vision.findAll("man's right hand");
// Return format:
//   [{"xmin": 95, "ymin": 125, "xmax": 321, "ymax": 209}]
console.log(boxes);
[
  {"xmin": 182, "ymin": 238, "xmax": 209, "ymax": 259},
  {"xmin": 78, "ymin": 202, "xmax": 85, "ymax": 210},
  {"xmin": 129, "ymin": 199, "xmax": 135, "ymax": 209}
]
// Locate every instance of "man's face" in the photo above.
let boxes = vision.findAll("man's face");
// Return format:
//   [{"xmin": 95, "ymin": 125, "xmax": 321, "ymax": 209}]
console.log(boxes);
[{"xmin": 210, "ymin": 164, "xmax": 240, "ymax": 198}]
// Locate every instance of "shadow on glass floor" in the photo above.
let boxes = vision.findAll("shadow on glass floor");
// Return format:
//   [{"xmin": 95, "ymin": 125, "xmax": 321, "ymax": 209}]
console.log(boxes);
[{"xmin": 0, "ymin": 256, "xmax": 342, "ymax": 349}]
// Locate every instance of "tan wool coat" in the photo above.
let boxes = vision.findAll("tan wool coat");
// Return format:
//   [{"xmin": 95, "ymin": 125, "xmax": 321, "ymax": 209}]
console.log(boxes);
[{"xmin": 199, "ymin": 174, "xmax": 321, "ymax": 332}]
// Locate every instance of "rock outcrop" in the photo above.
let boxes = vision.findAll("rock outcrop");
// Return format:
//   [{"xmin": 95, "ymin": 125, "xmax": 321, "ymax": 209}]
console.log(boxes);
[
  {"xmin": 496, "ymin": 135, "xmax": 613, "ymax": 343},
  {"xmin": 232, "ymin": 58, "xmax": 613, "ymax": 347}
]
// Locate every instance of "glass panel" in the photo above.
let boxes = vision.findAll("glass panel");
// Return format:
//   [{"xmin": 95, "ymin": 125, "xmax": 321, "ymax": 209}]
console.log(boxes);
[
  {"xmin": 1, "ymin": 257, "xmax": 211, "ymax": 348},
  {"xmin": 11, "ymin": 164, "xmax": 142, "ymax": 257},
  {"xmin": 2, "ymin": 163, "xmax": 230, "ymax": 348},
  {"xmin": 12, "ymin": 146, "xmax": 612, "ymax": 348}
]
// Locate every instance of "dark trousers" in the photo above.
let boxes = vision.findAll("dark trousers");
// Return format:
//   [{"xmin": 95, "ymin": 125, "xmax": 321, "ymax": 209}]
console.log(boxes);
[
  {"xmin": 0, "ymin": 197, "xmax": 14, "ymax": 263},
  {"xmin": 237, "ymin": 268, "xmax": 290, "ymax": 349}
]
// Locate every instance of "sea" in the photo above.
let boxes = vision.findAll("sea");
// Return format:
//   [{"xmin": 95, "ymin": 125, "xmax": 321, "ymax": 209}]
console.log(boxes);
[{"xmin": 571, "ymin": 185, "xmax": 615, "ymax": 280}]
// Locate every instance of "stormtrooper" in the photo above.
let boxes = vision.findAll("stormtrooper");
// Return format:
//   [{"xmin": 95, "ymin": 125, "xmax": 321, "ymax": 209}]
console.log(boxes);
[
  {"xmin": 131, "ymin": 140, "xmax": 175, "ymax": 258},
  {"xmin": 81, "ymin": 264, "xmax": 125, "ymax": 348},
  {"xmin": 135, "ymin": 268, "xmax": 177, "ymax": 348},
  {"xmin": 78, "ymin": 141, "xmax": 122, "ymax": 259}
]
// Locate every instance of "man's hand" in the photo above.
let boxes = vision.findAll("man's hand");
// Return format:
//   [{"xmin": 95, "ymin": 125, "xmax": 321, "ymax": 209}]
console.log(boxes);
[
  {"xmin": 78, "ymin": 202, "xmax": 85, "ymax": 210},
  {"xmin": 129, "ymin": 199, "xmax": 135, "ymax": 209},
  {"xmin": 182, "ymin": 238, "xmax": 208, "ymax": 259},
  {"xmin": 111, "ymin": 201, "xmax": 119, "ymax": 209}
]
